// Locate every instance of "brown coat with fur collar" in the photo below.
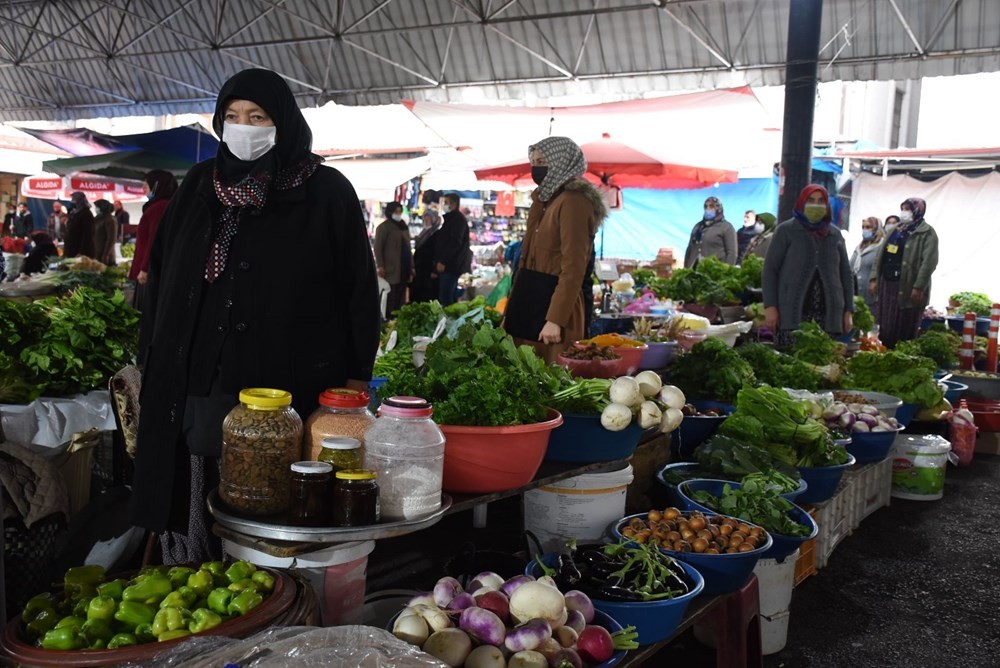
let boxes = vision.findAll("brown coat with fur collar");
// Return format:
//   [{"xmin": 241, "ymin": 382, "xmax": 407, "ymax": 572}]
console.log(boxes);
[{"xmin": 511, "ymin": 179, "xmax": 607, "ymax": 363}]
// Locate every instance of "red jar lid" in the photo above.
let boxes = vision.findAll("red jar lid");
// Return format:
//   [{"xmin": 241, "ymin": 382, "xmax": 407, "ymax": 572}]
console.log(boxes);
[{"xmin": 318, "ymin": 388, "xmax": 370, "ymax": 408}]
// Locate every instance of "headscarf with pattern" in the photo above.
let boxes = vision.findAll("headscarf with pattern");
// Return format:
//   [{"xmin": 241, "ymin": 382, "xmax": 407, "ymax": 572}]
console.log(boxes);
[
  {"xmin": 205, "ymin": 68, "xmax": 322, "ymax": 282},
  {"xmin": 529, "ymin": 136, "xmax": 587, "ymax": 202}
]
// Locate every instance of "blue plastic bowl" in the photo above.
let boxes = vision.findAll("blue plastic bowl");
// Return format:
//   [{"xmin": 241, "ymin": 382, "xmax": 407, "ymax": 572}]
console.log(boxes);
[
  {"xmin": 639, "ymin": 341, "xmax": 678, "ymax": 370},
  {"xmin": 676, "ymin": 479, "xmax": 817, "ymax": 562},
  {"xmin": 846, "ymin": 428, "xmax": 902, "ymax": 464},
  {"xmin": 545, "ymin": 414, "xmax": 644, "ymax": 463},
  {"xmin": 611, "ymin": 511, "xmax": 772, "ymax": 596},
  {"xmin": 656, "ymin": 462, "xmax": 807, "ymax": 504},
  {"xmin": 939, "ymin": 380, "xmax": 969, "ymax": 404},
  {"xmin": 894, "ymin": 403, "xmax": 919, "ymax": 427},
  {"xmin": 527, "ymin": 552, "xmax": 704, "ymax": 646},
  {"xmin": 945, "ymin": 315, "xmax": 990, "ymax": 336},
  {"xmin": 672, "ymin": 401, "xmax": 735, "ymax": 459},
  {"xmin": 388, "ymin": 607, "xmax": 626, "ymax": 667},
  {"xmin": 795, "ymin": 453, "xmax": 857, "ymax": 504}
]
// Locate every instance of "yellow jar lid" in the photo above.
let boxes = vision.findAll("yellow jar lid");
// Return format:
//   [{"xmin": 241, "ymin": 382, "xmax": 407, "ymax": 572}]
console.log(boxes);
[
  {"xmin": 239, "ymin": 388, "xmax": 293, "ymax": 409},
  {"xmin": 335, "ymin": 469, "xmax": 377, "ymax": 481}
]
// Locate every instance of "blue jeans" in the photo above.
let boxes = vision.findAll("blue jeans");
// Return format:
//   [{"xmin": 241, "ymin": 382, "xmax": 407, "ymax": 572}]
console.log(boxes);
[{"xmin": 438, "ymin": 272, "xmax": 460, "ymax": 306}]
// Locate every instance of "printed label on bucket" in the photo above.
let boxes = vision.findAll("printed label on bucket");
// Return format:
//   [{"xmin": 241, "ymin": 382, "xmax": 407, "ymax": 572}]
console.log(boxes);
[{"xmin": 891, "ymin": 460, "xmax": 945, "ymax": 496}]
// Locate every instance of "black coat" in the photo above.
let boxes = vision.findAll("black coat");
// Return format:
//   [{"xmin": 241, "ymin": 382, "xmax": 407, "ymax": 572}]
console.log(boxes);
[
  {"xmin": 63, "ymin": 208, "xmax": 95, "ymax": 258},
  {"xmin": 131, "ymin": 158, "xmax": 381, "ymax": 532},
  {"xmin": 433, "ymin": 209, "xmax": 472, "ymax": 275}
]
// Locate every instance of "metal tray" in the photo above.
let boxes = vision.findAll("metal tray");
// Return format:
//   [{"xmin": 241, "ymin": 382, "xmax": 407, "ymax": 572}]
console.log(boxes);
[{"xmin": 207, "ymin": 489, "xmax": 452, "ymax": 543}]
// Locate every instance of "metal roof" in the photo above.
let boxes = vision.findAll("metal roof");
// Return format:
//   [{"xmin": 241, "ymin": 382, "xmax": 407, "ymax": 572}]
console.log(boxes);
[{"xmin": 0, "ymin": 0, "xmax": 996, "ymax": 121}]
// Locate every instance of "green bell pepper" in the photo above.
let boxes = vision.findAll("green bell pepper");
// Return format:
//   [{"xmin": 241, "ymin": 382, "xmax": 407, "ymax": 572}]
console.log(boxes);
[
  {"xmin": 22, "ymin": 592, "xmax": 57, "ymax": 620},
  {"xmin": 86, "ymin": 595, "xmax": 117, "ymax": 623},
  {"xmin": 152, "ymin": 607, "xmax": 190, "ymax": 638},
  {"xmin": 134, "ymin": 623, "xmax": 155, "ymax": 644},
  {"xmin": 167, "ymin": 566, "xmax": 196, "ymax": 589},
  {"xmin": 97, "ymin": 578, "xmax": 127, "ymax": 600},
  {"xmin": 157, "ymin": 629, "xmax": 191, "ymax": 642},
  {"xmin": 224, "ymin": 561, "xmax": 256, "ymax": 584},
  {"xmin": 114, "ymin": 601, "xmax": 156, "ymax": 629},
  {"xmin": 55, "ymin": 615, "xmax": 85, "ymax": 631},
  {"xmin": 63, "ymin": 565, "xmax": 106, "ymax": 602},
  {"xmin": 189, "ymin": 608, "xmax": 223, "ymax": 634},
  {"xmin": 41, "ymin": 626, "xmax": 85, "ymax": 651},
  {"xmin": 186, "ymin": 569, "xmax": 215, "ymax": 596},
  {"xmin": 123, "ymin": 573, "xmax": 173, "ymax": 605},
  {"xmin": 250, "ymin": 570, "xmax": 275, "ymax": 593},
  {"xmin": 227, "ymin": 578, "xmax": 255, "ymax": 594},
  {"xmin": 159, "ymin": 588, "xmax": 197, "ymax": 610},
  {"xmin": 206, "ymin": 588, "xmax": 233, "ymax": 615},
  {"xmin": 107, "ymin": 632, "xmax": 137, "ymax": 649},
  {"xmin": 81, "ymin": 618, "xmax": 115, "ymax": 644},
  {"xmin": 24, "ymin": 608, "xmax": 59, "ymax": 641},
  {"xmin": 227, "ymin": 590, "xmax": 263, "ymax": 617}
]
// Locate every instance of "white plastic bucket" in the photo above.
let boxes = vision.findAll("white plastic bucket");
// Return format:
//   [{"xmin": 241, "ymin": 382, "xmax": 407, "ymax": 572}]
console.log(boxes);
[
  {"xmin": 524, "ymin": 464, "xmax": 634, "ymax": 553},
  {"xmin": 760, "ymin": 610, "xmax": 791, "ymax": 656},
  {"xmin": 754, "ymin": 549, "xmax": 799, "ymax": 655},
  {"xmin": 223, "ymin": 539, "xmax": 375, "ymax": 626},
  {"xmin": 891, "ymin": 434, "xmax": 951, "ymax": 500}
]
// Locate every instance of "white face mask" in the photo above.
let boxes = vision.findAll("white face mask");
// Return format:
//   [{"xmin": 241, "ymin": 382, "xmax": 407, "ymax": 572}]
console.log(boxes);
[
  {"xmin": 899, "ymin": 211, "xmax": 913, "ymax": 223},
  {"xmin": 754, "ymin": 222, "xmax": 765, "ymax": 234},
  {"xmin": 223, "ymin": 122, "xmax": 277, "ymax": 162},
  {"xmin": 440, "ymin": 203, "xmax": 452, "ymax": 214},
  {"xmin": 391, "ymin": 213, "xmax": 403, "ymax": 222}
]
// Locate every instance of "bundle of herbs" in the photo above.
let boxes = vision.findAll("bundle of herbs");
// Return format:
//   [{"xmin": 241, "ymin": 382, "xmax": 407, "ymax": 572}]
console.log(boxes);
[
  {"xmin": 895, "ymin": 326, "xmax": 960, "ymax": 370},
  {"xmin": 843, "ymin": 350, "xmax": 945, "ymax": 408},
  {"xmin": 692, "ymin": 434, "xmax": 800, "ymax": 480},
  {"xmin": 852, "ymin": 296, "xmax": 876, "ymax": 335},
  {"xmin": 949, "ymin": 291, "xmax": 993, "ymax": 317},
  {"xmin": 690, "ymin": 479, "xmax": 812, "ymax": 537},
  {"xmin": 666, "ymin": 337, "xmax": 755, "ymax": 404},
  {"xmin": 736, "ymin": 343, "xmax": 823, "ymax": 391},
  {"xmin": 790, "ymin": 321, "xmax": 841, "ymax": 366}
]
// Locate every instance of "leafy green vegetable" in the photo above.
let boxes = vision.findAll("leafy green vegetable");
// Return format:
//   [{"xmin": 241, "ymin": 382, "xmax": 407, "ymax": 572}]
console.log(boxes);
[
  {"xmin": 736, "ymin": 343, "xmax": 822, "ymax": 391},
  {"xmin": 949, "ymin": 291, "xmax": 993, "ymax": 317},
  {"xmin": 549, "ymin": 377, "xmax": 612, "ymax": 415},
  {"xmin": 691, "ymin": 481, "xmax": 812, "ymax": 536},
  {"xmin": 630, "ymin": 268, "xmax": 657, "ymax": 288},
  {"xmin": 692, "ymin": 434, "xmax": 800, "ymax": 479},
  {"xmin": 655, "ymin": 257, "xmax": 746, "ymax": 306},
  {"xmin": 790, "ymin": 321, "xmax": 840, "ymax": 366},
  {"xmin": 741, "ymin": 470, "xmax": 802, "ymax": 494},
  {"xmin": 895, "ymin": 328, "xmax": 959, "ymax": 370},
  {"xmin": 386, "ymin": 301, "xmax": 445, "ymax": 347},
  {"xmin": 853, "ymin": 296, "xmax": 875, "ymax": 334},
  {"xmin": 844, "ymin": 350, "xmax": 945, "ymax": 408},
  {"xmin": 667, "ymin": 338, "xmax": 755, "ymax": 404},
  {"xmin": 738, "ymin": 253, "xmax": 764, "ymax": 290}
]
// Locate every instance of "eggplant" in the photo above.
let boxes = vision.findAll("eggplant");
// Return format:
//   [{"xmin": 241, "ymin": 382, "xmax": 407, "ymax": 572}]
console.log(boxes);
[{"xmin": 597, "ymin": 585, "xmax": 644, "ymax": 602}]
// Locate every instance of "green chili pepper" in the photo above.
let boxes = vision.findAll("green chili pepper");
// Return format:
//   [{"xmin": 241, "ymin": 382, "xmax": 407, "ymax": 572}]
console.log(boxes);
[
  {"xmin": 86, "ymin": 596, "xmax": 117, "ymax": 623},
  {"xmin": 188, "ymin": 608, "xmax": 223, "ymax": 634},
  {"xmin": 157, "ymin": 629, "xmax": 191, "ymax": 642},
  {"xmin": 72, "ymin": 597, "xmax": 94, "ymax": 620},
  {"xmin": 250, "ymin": 570, "xmax": 275, "ymax": 593},
  {"xmin": 206, "ymin": 588, "xmax": 233, "ymax": 615},
  {"xmin": 113, "ymin": 601, "xmax": 156, "ymax": 629},
  {"xmin": 158, "ymin": 588, "xmax": 197, "ymax": 610},
  {"xmin": 226, "ymin": 590, "xmax": 263, "ymax": 617},
  {"xmin": 55, "ymin": 615, "xmax": 86, "ymax": 631},
  {"xmin": 134, "ymin": 623, "xmax": 155, "ymax": 644},
  {"xmin": 223, "ymin": 561, "xmax": 256, "ymax": 584},
  {"xmin": 186, "ymin": 569, "xmax": 215, "ymax": 597},
  {"xmin": 226, "ymin": 578, "xmax": 255, "ymax": 594},
  {"xmin": 24, "ymin": 608, "xmax": 59, "ymax": 641},
  {"xmin": 89, "ymin": 638, "xmax": 107, "ymax": 650},
  {"xmin": 22, "ymin": 592, "xmax": 57, "ymax": 620},
  {"xmin": 152, "ymin": 607, "xmax": 190, "ymax": 638},
  {"xmin": 200, "ymin": 561, "xmax": 225, "ymax": 578},
  {"xmin": 63, "ymin": 565, "xmax": 106, "ymax": 602},
  {"xmin": 122, "ymin": 573, "xmax": 173, "ymax": 605},
  {"xmin": 107, "ymin": 632, "xmax": 137, "ymax": 649},
  {"xmin": 81, "ymin": 618, "xmax": 115, "ymax": 644},
  {"xmin": 166, "ymin": 566, "xmax": 197, "ymax": 589},
  {"xmin": 97, "ymin": 578, "xmax": 126, "ymax": 601},
  {"xmin": 41, "ymin": 626, "xmax": 85, "ymax": 651}
]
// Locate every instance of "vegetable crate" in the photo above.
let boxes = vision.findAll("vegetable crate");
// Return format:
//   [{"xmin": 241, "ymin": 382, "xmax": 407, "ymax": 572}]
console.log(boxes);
[
  {"xmin": 846, "ymin": 458, "xmax": 893, "ymax": 527},
  {"xmin": 793, "ymin": 509, "xmax": 819, "ymax": 587},
  {"xmin": 810, "ymin": 476, "xmax": 858, "ymax": 570}
]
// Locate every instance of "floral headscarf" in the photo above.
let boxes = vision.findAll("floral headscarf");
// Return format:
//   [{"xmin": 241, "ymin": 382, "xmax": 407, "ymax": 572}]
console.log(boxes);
[{"xmin": 529, "ymin": 136, "xmax": 587, "ymax": 202}]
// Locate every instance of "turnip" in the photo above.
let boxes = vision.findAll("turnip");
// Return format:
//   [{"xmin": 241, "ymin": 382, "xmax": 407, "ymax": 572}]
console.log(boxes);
[
  {"xmin": 554, "ymin": 624, "xmax": 578, "ymax": 648},
  {"xmin": 536, "ymin": 575, "xmax": 560, "ymax": 589},
  {"xmin": 856, "ymin": 413, "xmax": 878, "ymax": 428},
  {"xmin": 475, "ymin": 590, "xmax": 510, "ymax": 623},
  {"xmin": 433, "ymin": 576, "xmax": 464, "ymax": 608},
  {"xmin": 547, "ymin": 648, "xmax": 583, "ymax": 668},
  {"xmin": 660, "ymin": 406, "xmax": 684, "ymax": 433},
  {"xmin": 823, "ymin": 403, "xmax": 846, "ymax": 421},
  {"xmin": 534, "ymin": 637, "xmax": 562, "ymax": 660},
  {"xmin": 563, "ymin": 609, "xmax": 586, "ymax": 634},
  {"xmin": 635, "ymin": 370, "xmax": 663, "ymax": 397},
  {"xmin": 563, "ymin": 590, "xmax": 595, "ymax": 623},
  {"xmin": 504, "ymin": 618, "xmax": 553, "ymax": 653},
  {"xmin": 465, "ymin": 645, "xmax": 506, "ymax": 668},
  {"xmin": 407, "ymin": 593, "xmax": 436, "ymax": 608},
  {"xmin": 853, "ymin": 421, "xmax": 870, "ymax": 433},
  {"xmin": 658, "ymin": 384, "xmax": 686, "ymax": 410},
  {"xmin": 600, "ymin": 403, "xmax": 633, "ymax": 432},
  {"xmin": 459, "ymin": 606, "xmax": 506, "ymax": 646},
  {"xmin": 508, "ymin": 650, "xmax": 549, "ymax": 668},
  {"xmin": 446, "ymin": 592, "xmax": 477, "ymax": 611},
  {"xmin": 576, "ymin": 625, "xmax": 614, "ymax": 664},
  {"xmin": 410, "ymin": 604, "xmax": 452, "ymax": 632},
  {"xmin": 422, "ymin": 628, "xmax": 473, "ymax": 667},
  {"xmin": 469, "ymin": 571, "xmax": 506, "ymax": 592},
  {"xmin": 638, "ymin": 400, "xmax": 663, "ymax": 429},
  {"xmin": 609, "ymin": 376, "xmax": 643, "ymax": 407},
  {"xmin": 838, "ymin": 411, "xmax": 856, "ymax": 430},
  {"xmin": 501, "ymin": 575, "xmax": 535, "ymax": 599},
  {"xmin": 392, "ymin": 612, "xmax": 429, "ymax": 645}
]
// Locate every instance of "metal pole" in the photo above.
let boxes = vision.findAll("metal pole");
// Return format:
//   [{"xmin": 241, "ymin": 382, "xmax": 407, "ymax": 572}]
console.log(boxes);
[{"xmin": 777, "ymin": 0, "xmax": 824, "ymax": 223}]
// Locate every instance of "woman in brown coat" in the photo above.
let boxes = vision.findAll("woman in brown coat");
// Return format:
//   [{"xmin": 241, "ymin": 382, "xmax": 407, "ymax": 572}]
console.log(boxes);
[
  {"xmin": 503, "ymin": 136, "xmax": 607, "ymax": 363},
  {"xmin": 92, "ymin": 199, "xmax": 117, "ymax": 265}
]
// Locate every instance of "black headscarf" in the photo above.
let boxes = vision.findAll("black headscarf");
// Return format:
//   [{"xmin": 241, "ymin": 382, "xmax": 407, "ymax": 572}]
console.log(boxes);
[
  {"xmin": 143, "ymin": 169, "xmax": 178, "ymax": 212},
  {"xmin": 211, "ymin": 68, "xmax": 313, "ymax": 183},
  {"xmin": 94, "ymin": 199, "xmax": 114, "ymax": 215}
]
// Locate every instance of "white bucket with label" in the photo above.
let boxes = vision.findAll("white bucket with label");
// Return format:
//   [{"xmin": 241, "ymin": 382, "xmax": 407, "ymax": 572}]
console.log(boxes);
[
  {"xmin": 223, "ymin": 539, "xmax": 375, "ymax": 626},
  {"xmin": 524, "ymin": 464, "xmax": 634, "ymax": 553},
  {"xmin": 891, "ymin": 434, "xmax": 952, "ymax": 501}
]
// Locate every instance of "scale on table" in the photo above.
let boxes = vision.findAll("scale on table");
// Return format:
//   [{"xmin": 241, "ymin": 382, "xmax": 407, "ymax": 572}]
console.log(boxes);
[{"xmin": 595, "ymin": 260, "xmax": 619, "ymax": 313}]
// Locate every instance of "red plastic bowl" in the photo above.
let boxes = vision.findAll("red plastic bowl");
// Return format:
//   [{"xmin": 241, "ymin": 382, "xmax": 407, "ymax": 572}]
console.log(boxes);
[
  {"xmin": 440, "ymin": 409, "xmax": 563, "ymax": 493},
  {"xmin": 966, "ymin": 399, "xmax": 1000, "ymax": 432}
]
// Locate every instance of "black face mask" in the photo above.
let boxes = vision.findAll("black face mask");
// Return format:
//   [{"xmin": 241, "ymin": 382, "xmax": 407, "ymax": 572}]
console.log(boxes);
[{"xmin": 531, "ymin": 166, "xmax": 548, "ymax": 186}]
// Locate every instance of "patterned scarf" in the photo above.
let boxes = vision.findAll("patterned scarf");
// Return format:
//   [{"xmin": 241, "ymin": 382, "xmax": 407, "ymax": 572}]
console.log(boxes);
[
  {"xmin": 205, "ymin": 155, "xmax": 322, "ymax": 282},
  {"xmin": 529, "ymin": 136, "xmax": 587, "ymax": 202}
]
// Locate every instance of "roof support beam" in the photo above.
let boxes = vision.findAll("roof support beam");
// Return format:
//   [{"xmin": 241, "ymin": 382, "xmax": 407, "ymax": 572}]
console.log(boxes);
[
  {"xmin": 219, "ymin": 0, "xmax": 286, "ymax": 46},
  {"xmin": 573, "ymin": 0, "xmax": 602, "ymax": 76},
  {"xmin": 109, "ymin": 0, "xmax": 210, "ymax": 54},
  {"xmin": 486, "ymin": 25, "xmax": 573, "ymax": 78},
  {"xmin": 925, "ymin": 0, "xmax": 963, "ymax": 52},
  {"xmin": 21, "ymin": 64, "xmax": 136, "ymax": 103},
  {"xmin": 488, "ymin": 0, "xmax": 519, "ymax": 20},
  {"xmin": 887, "ymin": 0, "xmax": 924, "ymax": 56},
  {"xmin": 438, "ymin": 5, "xmax": 462, "ymax": 82},
  {"xmin": 731, "ymin": 0, "xmax": 763, "ymax": 64},
  {"xmin": 343, "ymin": 0, "xmax": 397, "ymax": 34},
  {"xmin": 257, "ymin": 0, "xmax": 338, "ymax": 38},
  {"xmin": 218, "ymin": 51, "xmax": 324, "ymax": 92},
  {"xmin": 14, "ymin": 8, "xmax": 108, "ymax": 62},
  {"xmin": 340, "ymin": 38, "xmax": 439, "ymax": 85},
  {"xmin": 16, "ymin": 1, "xmax": 47, "ymax": 63},
  {"xmin": 656, "ymin": 4, "xmax": 732, "ymax": 69}
]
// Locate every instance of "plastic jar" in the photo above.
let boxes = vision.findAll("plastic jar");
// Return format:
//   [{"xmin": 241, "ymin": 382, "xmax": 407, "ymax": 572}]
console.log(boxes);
[
  {"xmin": 288, "ymin": 461, "xmax": 333, "ymax": 527},
  {"xmin": 219, "ymin": 388, "xmax": 303, "ymax": 516},
  {"xmin": 331, "ymin": 469, "xmax": 380, "ymax": 526},
  {"xmin": 318, "ymin": 436, "xmax": 362, "ymax": 473},
  {"xmin": 363, "ymin": 396, "xmax": 445, "ymax": 521},
  {"xmin": 304, "ymin": 389, "xmax": 375, "ymax": 461}
]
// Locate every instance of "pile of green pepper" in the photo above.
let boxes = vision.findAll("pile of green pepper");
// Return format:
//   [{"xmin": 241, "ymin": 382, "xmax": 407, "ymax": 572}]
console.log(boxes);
[{"xmin": 21, "ymin": 560, "xmax": 273, "ymax": 651}]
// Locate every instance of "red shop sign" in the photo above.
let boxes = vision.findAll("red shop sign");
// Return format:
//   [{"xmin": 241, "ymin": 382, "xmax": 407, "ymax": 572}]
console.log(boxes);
[
  {"xmin": 124, "ymin": 184, "xmax": 146, "ymax": 195},
  {"xmin": 70, "ymin": 177, "xmax": 115, "ymax": 192},
  {"xmin": 29, "ymin": 178, "xmax": 62, "ymax": 190}
]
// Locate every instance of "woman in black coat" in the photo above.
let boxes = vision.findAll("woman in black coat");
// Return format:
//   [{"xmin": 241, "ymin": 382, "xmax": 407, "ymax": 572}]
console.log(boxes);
[
  {"xmin": 63, "ymin": 191, "xmax": 96, "ymax": 258},
  {"xmin": 131, "ymin": 68, "xmax": 381, "ymax": 562}
]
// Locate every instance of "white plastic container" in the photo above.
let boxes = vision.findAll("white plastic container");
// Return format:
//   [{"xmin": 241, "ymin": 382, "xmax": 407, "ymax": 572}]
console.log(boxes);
[
  {"xmin": 753, "ymin": 549, "xmax": 799, "ymax": 655},
  {"xmin": 223, "ymin": 539, "xmax": 375, "ymax": 626},
  {"xmin": 891, "ymin": 434, "xmax": 951, "ymax": 500},
  {"xmin": 523, "ymin": 464, "xmax": 633, "ymax": 553},
  {"xmin": 760, "ymin": 610, "xmax": 791, "ymax": 656}
]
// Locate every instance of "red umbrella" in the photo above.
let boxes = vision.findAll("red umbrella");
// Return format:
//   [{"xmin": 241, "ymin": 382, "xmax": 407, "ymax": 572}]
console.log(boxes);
[{"xmin": 474, "ymin": 134, "xmax": 738, "ymax": 189}]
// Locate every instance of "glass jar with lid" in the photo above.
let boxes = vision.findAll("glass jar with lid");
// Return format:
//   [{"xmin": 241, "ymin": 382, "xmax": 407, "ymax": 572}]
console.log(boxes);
[
  {"xmin": 317, "ymin": 436, "xmax": 362, "ymax": 473},
  {"xmin": 363, "ymin": 396, "xmax": 444, "ymax": 521},
  {"xmin": 288, "ymin": 461, "xmax": 333, "ymax": 527},
  {"xmin": 331, "ymin": 469, "xmax": 380, "ymax": 526},
  {"xmin": 303, "ymin": 388, "xmax": 375, "ymax": 461},
  {"xmin": 219, "ymin": 388, "xmax": 303, "ymax": 516}
]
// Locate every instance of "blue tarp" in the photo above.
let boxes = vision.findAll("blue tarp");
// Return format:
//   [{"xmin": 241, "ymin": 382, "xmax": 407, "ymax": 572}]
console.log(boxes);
[{"xmin": 597, "ymin": 177, "xmax": 779, "ymax": 261}]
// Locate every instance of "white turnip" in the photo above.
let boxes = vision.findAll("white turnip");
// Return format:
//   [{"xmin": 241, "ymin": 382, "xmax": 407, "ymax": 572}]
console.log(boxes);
[
  {"xmin": 638, "ymin": 400, "xmax": 662, "ymax": 429},
  {"xmin": 392, "ymin": 612, "xmax": 429, "ymax": 645},
  {"xmin": 600, "ymin": 403, "xmax": 633, "ymax": 432},
  {"xmin": 459, "ymin": 606, "xmax": 506, "ymax": 646},
  {"xmin": 433, "ymin": 576, "xmax": 464, "ymax": 608},
  {"xmin": 504, "ymin": 618, "xmax": 553, "ymax": 653},
  {"xmin": 422, "ymin": 628, "xmax": 473, "ymax": 667},
  {"xmin": 609, "ymin": 376, "xmax": 643, "ymax": 407},
  {"xmin": 563, "ymin": 590, "xmax": 595, "ymax": 623},
  {"xmin": 500, "ymin": 575, "xmax": 535, "ymax": 599},
  {"xmin": 635, "ymin": 370, "xmax": 663, "ymax": 397},
  {"xmin": 658, "ymin": 384, "xmax": 686, "ymax": 410},
  {"xmin": 508, "ymin": 650, "xmax": 549, "ymax": 668},
  {"xmin": 465, "ymin": 645, "xmax": 506, "ymax": 668}
]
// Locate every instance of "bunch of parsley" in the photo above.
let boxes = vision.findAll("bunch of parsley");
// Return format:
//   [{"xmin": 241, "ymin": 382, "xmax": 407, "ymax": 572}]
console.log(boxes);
[{"xmin": 667, "ymin": 337, "xmax": 756, "ymax": 404}]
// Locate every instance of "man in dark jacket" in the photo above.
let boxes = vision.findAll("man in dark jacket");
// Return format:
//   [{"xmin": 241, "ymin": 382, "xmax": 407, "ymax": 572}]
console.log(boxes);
[
  {"xmin": 434, "ymin": 192, "xmax": 471, "ymax": 306},
  {"xmin": 15, "ymin": 203, "xmax": 33, "ymax": 237},
  {"xmin": 3, "ymin": 203, "xmax": 15, "ymax": 236}
]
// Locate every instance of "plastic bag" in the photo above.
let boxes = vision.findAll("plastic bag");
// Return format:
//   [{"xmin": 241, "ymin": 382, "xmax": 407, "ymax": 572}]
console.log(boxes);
[
  {"xmin": 119, "ymin": 626, "xmax": 448, "ymax": 668},
  {"xmin": 484, "ymin": 273, "xmax": 511, "ymax": 307},
  {"xmin": 948, "ymin": 402, "xmax": 977, "ymax": 466}
]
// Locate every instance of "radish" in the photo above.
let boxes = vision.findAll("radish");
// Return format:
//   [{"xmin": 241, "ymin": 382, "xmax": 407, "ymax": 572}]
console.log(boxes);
[
  {"xmin": 475, "ymin": 590, "xmax": 510, "ymax": 623},
  {"xmin": 576, "ymin": 625, "xmax": 614, "ymax": 664}
]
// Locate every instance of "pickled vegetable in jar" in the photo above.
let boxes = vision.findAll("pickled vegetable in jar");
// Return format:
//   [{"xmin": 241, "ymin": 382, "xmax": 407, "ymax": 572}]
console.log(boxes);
[
  {"xmin": 220, "ymin": 388, "xmax": 303, "ymax": 516},
  {"xmin": 303, "ymin": 388, "xmax": 375, "ymax": 460},
  {"xmin": 317, "ymin": 436, "xmax": 362, "ymax": 473},
  {"xmin": 331, "ymin": 469, "xmax": 380, "ymax": 526},
  {"xmin": 288, "ymin": 461, "xmax": 333, "ymax": 527}
]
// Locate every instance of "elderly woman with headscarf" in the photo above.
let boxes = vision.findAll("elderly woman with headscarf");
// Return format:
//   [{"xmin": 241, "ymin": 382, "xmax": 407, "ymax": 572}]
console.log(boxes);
[
  {"xmin": 870, "ymin": 198, "xmax": 938, "ymax": 347},
  {"xmin": 131, "ymin": 68, "xmax": 380, "ymax": 563},
  {"xmin": 684, "ymin": 196, "xmax": 737, "ymax": 268},
  {"xmin": 62, "ymin": 191, "xmax": 96, "ymax": 258},
  {"xmin": 502, "ymin": 136, "xmax": 607, "ymax": 363},
  {"xmin": 410, "ymin": 190, "xmax": 442, "ymax": 303},
  {"xmin": 744, "ymin": 212, "xmax": 777, "ymax": 260},
  {"xmin": 763, "ymin": 185, "xmax": 854, "ymax": 348},
  {"xmin": 850, "ymin": 216, "xmax": 884, "ymax": 312},
  {"xmin": 128, "ymin": 169, "xmax": 179, "ymax": 310}
]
